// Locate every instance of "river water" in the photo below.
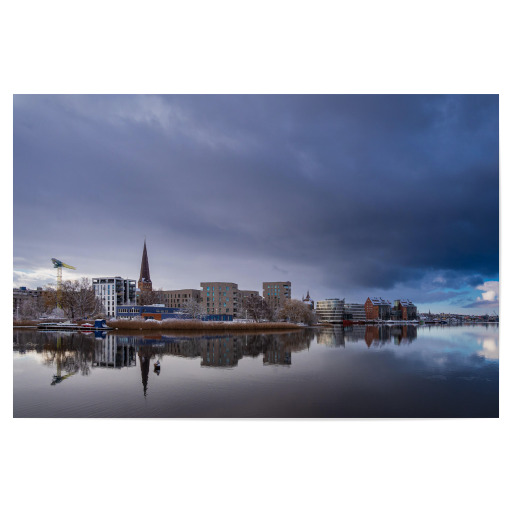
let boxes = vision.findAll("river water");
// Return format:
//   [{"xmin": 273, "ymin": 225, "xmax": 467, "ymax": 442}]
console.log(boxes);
[{"xmin": 13, "ymin": 324, "xmax": 499, "ymax": 418}]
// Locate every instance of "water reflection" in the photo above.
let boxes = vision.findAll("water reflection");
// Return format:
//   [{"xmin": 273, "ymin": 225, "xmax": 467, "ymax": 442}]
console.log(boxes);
[
  {"xmin": 13, "ymin": 329, "xmax": 316, "ymax": 396},
  {"xmin": 317, "ymin": 325, "xmax": 418, "ymax": 348},
  {"xmin": 13, "ymin": 325, "xmax": 499, "ymax": 418}
]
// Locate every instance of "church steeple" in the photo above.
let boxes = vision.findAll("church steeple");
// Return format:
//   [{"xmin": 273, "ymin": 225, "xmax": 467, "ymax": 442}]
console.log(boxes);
[{"xmin": 138, "ymin": 238, "xmax": 152, "ymax": 292}]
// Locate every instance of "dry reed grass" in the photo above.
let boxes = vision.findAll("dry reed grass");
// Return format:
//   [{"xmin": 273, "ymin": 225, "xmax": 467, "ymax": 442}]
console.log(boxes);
[
  {"xmin": 13, "ymin": 320, "xmax": 41, "ymax": 327},
  {"xmin": 107, "ymin": 318, "xmax": 303, "ymax": 331}
]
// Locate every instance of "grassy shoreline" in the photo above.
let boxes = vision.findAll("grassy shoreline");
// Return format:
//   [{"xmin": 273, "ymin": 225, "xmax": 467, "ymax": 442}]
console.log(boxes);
[
  {"xmin": 107, "ymin": 319, "xmax": 304, "ymax": 331},
  {"xmin": 13, "ymin": 319, "xmax": 306, "ymax": 332}
]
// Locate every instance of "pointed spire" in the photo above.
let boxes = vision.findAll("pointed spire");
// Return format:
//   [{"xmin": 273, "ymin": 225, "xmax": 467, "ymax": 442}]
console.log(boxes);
[{"xmin": 138, "ymin": 239, "xmax": 152, "ymax": 291}]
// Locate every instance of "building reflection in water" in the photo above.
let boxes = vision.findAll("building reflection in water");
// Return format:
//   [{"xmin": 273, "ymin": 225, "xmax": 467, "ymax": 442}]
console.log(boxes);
[
  {"xmin": 93, "ymin": 334, "xmax": 137, "ymax": 369},
  {"xmin": 138, "ymin": 346, "xmax": 153, "ymax": 396},
  {"xmin": 319, "ymin": 325, "xmax": 418, "ymax": 348},
  {"xmin": 263, "ymin": 337, "xmax": 291, "ymax": 366},
  {"xmin": 201, "ymin": 337, "xmax": 243, "ymax": 368},
  {"xmin": 13, "ymin": 325, "xmax": 422, "ymax": 401},
  {"xmin": 316, "ymin": 327, "xmax": 345, "ymax": 348}
]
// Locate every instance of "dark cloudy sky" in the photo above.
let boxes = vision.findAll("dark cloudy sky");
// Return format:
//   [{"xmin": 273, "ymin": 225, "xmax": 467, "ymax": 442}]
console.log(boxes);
[{"xmin": 13, "ymin": 95, "xmax": 499, "ymax": 313}]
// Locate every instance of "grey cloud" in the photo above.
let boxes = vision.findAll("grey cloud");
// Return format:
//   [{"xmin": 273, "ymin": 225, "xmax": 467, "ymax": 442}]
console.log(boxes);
[{"xmin": 14, "ymin": 95, "xmax": 498, "ymax": 312}]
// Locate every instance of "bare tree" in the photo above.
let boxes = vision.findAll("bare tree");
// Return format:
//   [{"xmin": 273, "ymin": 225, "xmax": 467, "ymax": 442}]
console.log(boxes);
[
  {"xmin": 242, "ymin": 295, "xmax": 274, "ymax": 322},
  {"xmin": 137, "ymin": 288, "xmax": 164, "ymax": 306},
  {"xmin": 18, "ymin": 296, "xmax": 45, "ymax": 320},
  {"xmin": 181, "ymin": 297, "xmax": 206, "ymax": 319},
  {"xmin": 58, "ymin": 278, "xmax": 104, "ymax": 320},
  {"xmin": 278, "ymin": 299, "xmax": 317, "ymax": 325}
]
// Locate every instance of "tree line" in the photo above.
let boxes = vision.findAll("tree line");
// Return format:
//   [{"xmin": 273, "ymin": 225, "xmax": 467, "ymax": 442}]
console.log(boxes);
[{"xmin": 15, "ymin": 279, "xmax": 317, "ymax": 325}]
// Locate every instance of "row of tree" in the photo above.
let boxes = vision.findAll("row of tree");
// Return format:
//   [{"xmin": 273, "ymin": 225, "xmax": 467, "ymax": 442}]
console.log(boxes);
[
  {"xmin": 16, "ymin": 278, "xmax": 104, "ymax": 320},
  {"xmin": 241, "ymin": 295, "xmax": 317, "ymax": 325},
  {"xmin": 149, "ymin": 295, "xmax": 317, "ymax": 324},
  {"xmin": 15, "ymin": 279, "xmax": 317, "ymax": 325}
]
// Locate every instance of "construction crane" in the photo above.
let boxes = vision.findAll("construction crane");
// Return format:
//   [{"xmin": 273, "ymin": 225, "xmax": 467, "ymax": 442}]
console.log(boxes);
[{"xmin": 51, "ymin": 258, "xmax": 76, "ymax": 308}]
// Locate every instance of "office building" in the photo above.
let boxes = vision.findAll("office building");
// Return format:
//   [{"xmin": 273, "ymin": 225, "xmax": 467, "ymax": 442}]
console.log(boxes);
[
  {"xmin": 315, "ymin": 298, "xmax": 345, "ymax": 323},
  {"xmin": 200, "ymin": 282, "xmax": 239, "ymax": 316},
  {"xmin": 344, "ymin": 303, "xmax": 366, "ymax": 322},
  {"xmin": 162, "ymin": 289, "xmax": 201, "ymax": 308},
  {"xmin": 116, "ymin": 304, "xmax": 232, "ymax": 322},
  {"xmin": 93, "ymin": 277, "xmax": 136, "ymax": 318}
]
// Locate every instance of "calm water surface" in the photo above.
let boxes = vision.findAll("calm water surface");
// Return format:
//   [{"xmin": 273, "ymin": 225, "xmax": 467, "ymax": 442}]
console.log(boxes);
[{"xmin": 13, "ymin": 324, "xmax": 499, "ymax": 418}]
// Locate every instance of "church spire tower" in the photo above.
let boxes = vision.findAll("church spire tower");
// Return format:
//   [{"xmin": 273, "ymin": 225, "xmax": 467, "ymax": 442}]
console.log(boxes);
[{"xmin": 138, "ymin": 238, "xmax": 152, "ymax": 292}]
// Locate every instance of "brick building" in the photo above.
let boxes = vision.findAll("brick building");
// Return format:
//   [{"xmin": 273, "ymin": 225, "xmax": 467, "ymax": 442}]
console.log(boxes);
[
  {"xmin": 394, "ymin": 299, "xmax": 418, "ymax": 320},
  {"xmin": 365, "ymin": 297, "xmax": 392, "ymax": 321}
]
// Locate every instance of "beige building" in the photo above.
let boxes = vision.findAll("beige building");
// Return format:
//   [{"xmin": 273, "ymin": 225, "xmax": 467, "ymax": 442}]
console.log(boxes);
[
  {"xmin": 239, "ymin": 290, "xmax": 260, "ymax": 300},
  {"xmin": 162, "ymin": 289, "xmax": 201, "ymax": 309},
  {"xmin": 200, "ymin": 282, "xmax": 239, "ymax": 316},
  {"xmin": 239, "ymin": 289, "xmax": 260, "ymax": 319},
  {"xmin": 263, "ymin": 281, "xmax": 291, "ymax": 309}
]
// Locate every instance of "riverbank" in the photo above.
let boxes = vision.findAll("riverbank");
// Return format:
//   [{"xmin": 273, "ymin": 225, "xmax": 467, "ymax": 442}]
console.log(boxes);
[{"xmin": 107, "ymin": 319, "xmax": 304, "ymax": 331}]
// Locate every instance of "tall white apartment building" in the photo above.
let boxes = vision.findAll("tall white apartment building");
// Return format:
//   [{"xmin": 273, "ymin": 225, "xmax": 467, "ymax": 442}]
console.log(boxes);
[{"xmin": 93, "ymin": 277, "xmax": 136, "ymax": 318}]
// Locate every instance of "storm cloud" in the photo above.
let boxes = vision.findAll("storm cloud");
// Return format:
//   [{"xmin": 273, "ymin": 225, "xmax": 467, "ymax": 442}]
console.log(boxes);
[{"xmin": 13, "ymin": 95, "xmax": 499, "ymax": 312}]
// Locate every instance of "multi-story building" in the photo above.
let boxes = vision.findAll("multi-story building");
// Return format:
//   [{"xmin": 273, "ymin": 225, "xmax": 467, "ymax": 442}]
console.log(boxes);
[
  {"xmin": 239, "ymin": 289, "xmax": 260, "ymax": 300},
  {"xmin": 116, "ymin": 304, "xmax": 233, "ymax": 322},
  {"xmin": 344, "ymin": 303, "xmax": 366, "ymax": 322},
  {"xmin": 263, "ymin": 281, "xmax": 291, "ymax": 309},
  {"xmin": 13, "ymin": 287, "xmax": 44, "ymax": 316},
  {"xmin": 394, "ymin": 299, "xmax": 418, "ymax": 320},
  {"xmin": 200, "ymin": 282, "xmax": 239, "ymax": 316},
  {"xmin": 365, "ymin": 297, "xmax": 391, "ymax": 321},
  {"xmin": 162, "ymin": 289, "xmax": 201, "ymax": 309},
  {"xmin": 93, "ymin": 277, "xmax": 136, "ymax": 318},
  {"xmin": 238, "ymin": 289, "xmax": 260, "ymax": 318},
  {"xmin": 315, "ymin": 298, "xmax": 345, "ymax": 324}
]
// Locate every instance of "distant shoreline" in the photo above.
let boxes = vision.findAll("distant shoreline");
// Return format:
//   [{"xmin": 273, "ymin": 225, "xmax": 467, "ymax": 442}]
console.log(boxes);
[{"xmin": 12, "ymin": 319, "xmax": 306, "ymax": 332}]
